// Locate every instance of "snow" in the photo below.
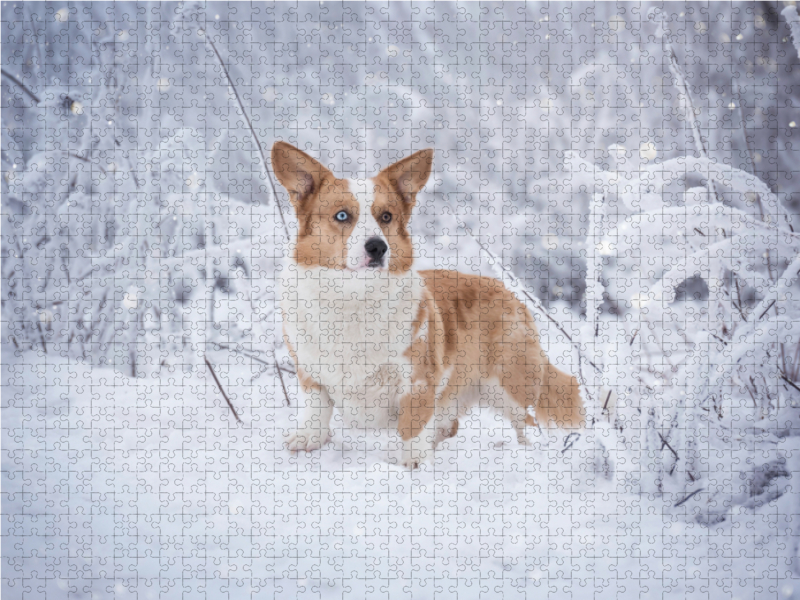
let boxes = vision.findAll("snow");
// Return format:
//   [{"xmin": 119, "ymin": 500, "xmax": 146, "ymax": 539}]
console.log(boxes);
[
  {"xmin": 3, "ymin": 327, "xmax": 800, "ymax": 599},
  {"xmin": 783, "ymin": 6, "xmax": 800, "ymax": 61}
]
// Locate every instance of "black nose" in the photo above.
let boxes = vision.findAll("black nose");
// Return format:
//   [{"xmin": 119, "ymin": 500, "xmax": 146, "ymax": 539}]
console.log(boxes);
[{"xmin": 364, "ymin": 237, "xmax": 388, "ymax": 262}]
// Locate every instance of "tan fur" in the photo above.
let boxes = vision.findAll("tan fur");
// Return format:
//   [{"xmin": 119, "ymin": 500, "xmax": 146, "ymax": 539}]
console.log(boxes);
[
  {"xmin": 271, "ymin": 142, "xmax": 430, "ymax": 273},
  {"xmin": 396, "ymin": 270, "xmax": 583, "ymax": 446},
  {"xmin": 272, "ymin": 142, "xmax": 584, "ymax": 465}
]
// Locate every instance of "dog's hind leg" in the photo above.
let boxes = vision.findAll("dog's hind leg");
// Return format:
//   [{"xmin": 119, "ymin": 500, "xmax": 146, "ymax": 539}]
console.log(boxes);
[{"xmin": 501, "ymin": 402, "xmax": 535, "ymax": 446}]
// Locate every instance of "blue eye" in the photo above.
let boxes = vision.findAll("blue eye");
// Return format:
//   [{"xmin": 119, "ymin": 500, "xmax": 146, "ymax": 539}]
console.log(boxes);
[{"xmin": 335, "ymin": 211, "xmax": 349, "ymax": 222}]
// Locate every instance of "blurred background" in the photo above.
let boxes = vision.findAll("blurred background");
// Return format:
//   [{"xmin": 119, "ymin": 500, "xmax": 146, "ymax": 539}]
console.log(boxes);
[{"xmin": 2, "ymin": 1, "xmax": 799, "ymax": 370}]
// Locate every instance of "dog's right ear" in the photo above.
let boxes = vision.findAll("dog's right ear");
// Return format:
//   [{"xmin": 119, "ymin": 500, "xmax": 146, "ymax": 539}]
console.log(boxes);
[{"xmin": 271, "ymin": 142, "xmax": 332, "ymax": 210}]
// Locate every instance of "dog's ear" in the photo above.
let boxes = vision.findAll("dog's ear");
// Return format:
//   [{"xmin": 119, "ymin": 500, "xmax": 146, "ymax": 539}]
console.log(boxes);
[
  {"xmin": 271, "ymin": 141, "xmax": 333, "ymax": 209},
  {"xmin": 378, "ymin": 149, "xmax": 433, "ymax": 206}
]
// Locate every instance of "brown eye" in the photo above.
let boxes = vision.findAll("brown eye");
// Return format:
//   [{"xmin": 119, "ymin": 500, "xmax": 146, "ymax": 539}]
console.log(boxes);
[{"xmin": 381, "ymin": 211, "xmax": 392, "ymax": 223}]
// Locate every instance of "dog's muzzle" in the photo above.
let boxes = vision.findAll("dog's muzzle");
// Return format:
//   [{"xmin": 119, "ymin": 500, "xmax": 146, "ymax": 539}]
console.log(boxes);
[{"xmin": 364, "ymin": 237, "xmax": 388, "ymax": 268}]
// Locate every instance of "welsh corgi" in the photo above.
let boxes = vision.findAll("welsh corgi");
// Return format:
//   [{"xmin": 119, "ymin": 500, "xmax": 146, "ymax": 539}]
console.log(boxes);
[{"xmin": 272, "ymin": 142, "xmax": 584, "ymax": 467}]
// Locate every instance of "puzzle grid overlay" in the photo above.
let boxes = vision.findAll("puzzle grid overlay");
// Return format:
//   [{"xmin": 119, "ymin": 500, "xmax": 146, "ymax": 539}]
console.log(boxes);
[{"xmin": 3, "ymin": 3, "xmax": 800, "ymax": 599}]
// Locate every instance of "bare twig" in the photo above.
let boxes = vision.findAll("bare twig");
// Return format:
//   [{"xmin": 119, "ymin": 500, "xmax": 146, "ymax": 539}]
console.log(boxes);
[
  {"xmin": 601, "ymin": 389, "xmax": 613, "ymax": 415},
  {"xmin": 35, "ymin": 319, "xmax": 47, "ymax": 354},
  {"xmin": 745, "ymin": 378, "xmax": 758, "ymax": 408},
  {"xmin": 200, "ymin": 27, "xmax": 289, "ymax": 240},
  {"xmin": 733, "ymin": 275, "xmax": 747, "ymax": 322},
  {"xmin": 709, "ymin": 332, "xmax": 727, "ymax": 346},
  {"xmin": 658, "ymin": 432, "xmax": 679, "ymax": 461},
  {"xmin": 212, "ymin": 341, "xmax": 296, "ymax": 374},
  {"xmin": 674, "ymin": 488, "xmax": 703, "ymax": 507},
  {"xmin": 781, "ymin": 374, "xmax": 800, "ymax": 396},
  {"xmin": 655, "ymin": 13, "xmax": 723, "ymax": 206},
  {"xmin": 758, "ymin": 300, "xmax": 776, "ymax": 320},
  {"xmin": 1, "ymin": 68, "xmax": 40, "ymax": 103},
  {"xmin": 274, "ymin": 353, "xmax": 291, "ymax": 407},
  {"xmin": 204, "ymin": 355, "xmax": 242, "ymax": 422},
  {"xmin": 781, "ymin": 343, "xmax": 788, "ymax": 379},
  {"xmin": 560, "ymin": 432, "xmax": 581, "ymax": 455}
]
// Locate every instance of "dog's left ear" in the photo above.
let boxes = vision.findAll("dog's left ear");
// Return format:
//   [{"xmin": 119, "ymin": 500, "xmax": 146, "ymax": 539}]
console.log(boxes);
[{"xmin": 378, "ymin": 149, "xmax": 433, "ymax": 206}]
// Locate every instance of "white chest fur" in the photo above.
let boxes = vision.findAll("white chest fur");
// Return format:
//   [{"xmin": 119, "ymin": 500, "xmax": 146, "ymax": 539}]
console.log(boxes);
[{"xmin": 280, "ymin": 265, "xmax": 424, "ymax": 426}]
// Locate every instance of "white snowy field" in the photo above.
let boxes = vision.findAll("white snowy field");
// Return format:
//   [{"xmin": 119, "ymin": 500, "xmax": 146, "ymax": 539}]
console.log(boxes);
[{"xmin": 3, "ymin": 313, "xmax": 800, "ymax": 600}]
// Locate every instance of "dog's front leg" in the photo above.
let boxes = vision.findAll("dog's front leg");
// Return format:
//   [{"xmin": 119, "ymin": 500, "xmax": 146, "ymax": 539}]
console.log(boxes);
[
  {"xmin": 286, "ymin": 383, "xmax": 334, "ymax": 452},
  {"xmin": 398, "ymin": 382, "xmax": 437, "ymax": 468}
]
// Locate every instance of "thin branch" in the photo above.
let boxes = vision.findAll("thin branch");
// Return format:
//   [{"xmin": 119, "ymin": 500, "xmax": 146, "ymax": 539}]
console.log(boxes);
[
  {"xmin": 674, "ymin": 488, "xmax": 703, "ymax": 507},
  {"xmin": 204, "ymin": 355, "xmax": 242, "ymax": 422},
  {"xmin": 35, "ymin": 319, "xmax": 47, "ymax": 354},
  {"xmin": 601, "ymin": 389, "xmax": 613, "ymax": 415},
  {"xmin": 214, "ymin": 342, "xmax": 272, "ymax": 367},
  {"xmin": 67, "ymin": 152, "xmax": 107, "ymax": 174},
  {"xmin": 709, "ymin": 332, "xmax": 727, "ymax": 346},
  {"xmin": 274, "ymin": 352, "xmax": 291, "ymax": 407},
  {"xmin": 658, "ymin": 432, "xmax": 679, "ymax": 461},
  {"xmin": 781, "ymin": 343, "xmax": 788, "ymax": 378},
  {"xmin": 656, "ymin": 13, "xmax": 723, "ymax": 206},
  {"xmin": 1, "ymin": 68, "xmax": 40, "ymax": 103},
  {"xmin": 560, "ymin": 432, "xmax": 581, "ymax": 455},
  {"xmin": 745, "ymin": 379, "xmax": 758, "ymax": 409},
  {"xmin": 735, "ymin": 82, "xmax": 764, "ymax": 216},
  {"xmin": 758, "ymin": 300, "xmax": 776, "ymax": 320},
  {"xmin": 200, "ymin": 27, "xmax": 290, "ymax": 240},
  {"xmin": 733, "ymin": 275, "xmax": 747, "ymax": 322},
  {"xmin": 780, "ymin": 373, "xmax": 800, "ymax": 396}
]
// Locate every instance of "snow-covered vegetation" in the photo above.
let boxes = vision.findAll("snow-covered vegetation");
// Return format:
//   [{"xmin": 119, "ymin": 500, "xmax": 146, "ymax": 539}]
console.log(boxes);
[{"xmin": 3, "ymin": 2, "xmax": 800, "ymax": 598}]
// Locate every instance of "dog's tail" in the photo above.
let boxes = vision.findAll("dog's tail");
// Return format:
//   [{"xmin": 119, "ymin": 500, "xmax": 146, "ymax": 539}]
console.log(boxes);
[{"xmin": 534, "ymin": 362, "xmax": 585, "ymax": 429}]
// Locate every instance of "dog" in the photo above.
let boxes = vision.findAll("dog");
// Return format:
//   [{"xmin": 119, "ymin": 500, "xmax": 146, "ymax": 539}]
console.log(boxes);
[{"xmin": 272, "ymin": 141, "xmax": 584, "ymax": 467}]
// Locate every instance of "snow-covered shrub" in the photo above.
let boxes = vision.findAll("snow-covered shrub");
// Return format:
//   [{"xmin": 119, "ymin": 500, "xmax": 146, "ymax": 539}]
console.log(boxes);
[
  {"xmin": 558, "ymin": 8, "xmax": 800, "ymax": 526},
  {"xmin": 1, "ymin": 4, "xmax": 281, "ymax": 375},
  {"xmin": 459, "ymin": 6, "xmax": 800, "ymax": 534}
]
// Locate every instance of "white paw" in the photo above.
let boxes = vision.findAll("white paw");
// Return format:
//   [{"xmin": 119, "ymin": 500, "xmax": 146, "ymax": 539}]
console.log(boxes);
[
  {"xmin": 285, "ymin": 428, "xmax": 330, "ymax": 452},
  {"xmin": 401, "ymin": 439, "xmax": 432, "ymax": 469}
]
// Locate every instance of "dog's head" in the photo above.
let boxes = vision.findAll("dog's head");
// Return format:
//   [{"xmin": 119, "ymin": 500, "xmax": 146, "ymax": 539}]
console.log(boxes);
[{"xmin": 271, "ymin": 142, "xmax": 433, "ymax": 273}]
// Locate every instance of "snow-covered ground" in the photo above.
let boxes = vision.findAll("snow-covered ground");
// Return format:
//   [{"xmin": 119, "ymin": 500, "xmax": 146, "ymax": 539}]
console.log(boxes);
[{"xmin": 3, "ymin": 314, "xmax": 799, "ymax": 600}]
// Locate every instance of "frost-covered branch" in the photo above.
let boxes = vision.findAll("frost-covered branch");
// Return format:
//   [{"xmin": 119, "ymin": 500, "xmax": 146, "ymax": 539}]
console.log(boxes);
[
  {"xmin": 204, "ymin": 356, "xmax": 242, "ymax": 422},
  {"xmin": 650, "ymin": 8, "xmax": 722, "ymax": 206},
  {"xmin": 783, "ymin": 6, "xmax": 800, "ymax": 60},
  {"xmin": 1, "ymin": 68, "xmax": 40, "ymax": 103},
  {"xmin": 197, "ymin": 26, "xmax": 289, "ymax": 241}
]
